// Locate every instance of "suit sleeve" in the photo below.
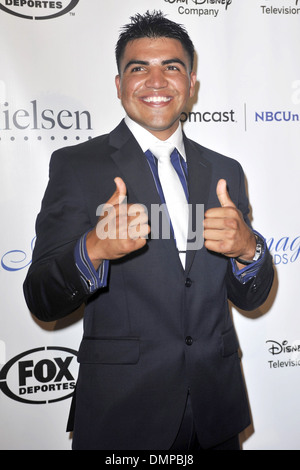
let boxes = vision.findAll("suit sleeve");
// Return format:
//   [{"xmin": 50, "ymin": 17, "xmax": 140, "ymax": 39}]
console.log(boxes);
[
  {"xmin": 23, "ymin": 149, "xmax": 96, "ymax": 322},
  {"xmin": 225, "ymin": 161, "xmax": 274, "ymax": 311},
  {"xmin": 226, "ymin": 250, "xmax": 274, "ymax": 311}
]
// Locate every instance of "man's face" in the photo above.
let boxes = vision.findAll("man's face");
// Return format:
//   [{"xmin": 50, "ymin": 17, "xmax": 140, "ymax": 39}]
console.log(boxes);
[{"xmin": 115, "ymin": 37, "xmax": 197, "ymax": 140}]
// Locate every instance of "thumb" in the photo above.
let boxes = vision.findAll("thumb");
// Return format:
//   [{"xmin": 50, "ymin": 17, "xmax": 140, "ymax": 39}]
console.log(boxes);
[
  {"xmin": 108, "ymin": 177, "xmax": 127, "ymax": 205},
  {"xmin": 216, "ymin": 179, "xmax": 235, "ymax": 208}
]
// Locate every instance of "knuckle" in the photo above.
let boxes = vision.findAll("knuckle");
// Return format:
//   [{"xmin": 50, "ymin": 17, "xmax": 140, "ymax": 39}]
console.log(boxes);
[{"xmin": 225, "ymin": 217, "xmax": 238, "ymax": 230}]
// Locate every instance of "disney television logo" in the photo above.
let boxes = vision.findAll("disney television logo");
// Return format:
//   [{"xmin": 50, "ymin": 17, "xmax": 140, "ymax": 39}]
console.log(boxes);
[
  {"xmin": 266, "ymin": 340, "xmax": 300, "ymax": 356},
  {"xmin": 260, "ymin": 0, "xmax": 300, "ymax": 15},
  {"xmin": 0, "ymin": 346, "xmax": 78, "ymax": 404},
  {"xmin": 0, "ymin": 0, "xmax": 79, "ymax": 20},
  {"xmin": 266, "ymin": 340, "xmax": 300, "ymax": 369}
]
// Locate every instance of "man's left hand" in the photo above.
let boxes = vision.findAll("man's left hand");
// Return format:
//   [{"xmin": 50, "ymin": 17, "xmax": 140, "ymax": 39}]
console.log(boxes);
[{"xmin": 203, "ymin": 179, "xmax": 256, "ymax": 263}]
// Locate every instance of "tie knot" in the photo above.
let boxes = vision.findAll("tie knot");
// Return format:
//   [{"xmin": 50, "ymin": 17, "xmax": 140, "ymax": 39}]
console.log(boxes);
[{"xmin": 150, "ymin": 142, "xmax": 175, "ymax": 162}]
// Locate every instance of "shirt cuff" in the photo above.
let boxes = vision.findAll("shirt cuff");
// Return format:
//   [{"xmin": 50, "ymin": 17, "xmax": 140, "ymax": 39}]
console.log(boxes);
[
  {"xmin": 230, "ymin": 231, "xmax": 267, "ymax": 284},
  {"xmin": 74, "ymin": 232, "xmax": 109, "ymax": 293}
]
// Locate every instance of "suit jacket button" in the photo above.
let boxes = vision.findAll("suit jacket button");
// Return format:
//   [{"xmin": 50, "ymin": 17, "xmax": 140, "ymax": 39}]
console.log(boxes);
[
  {"xmin": 185, "ymin": 336, "xmax": 193, "ymax": 346},
  {"xmin": 70, "ymin": 290, "xmax": 79, "ymax": 300},
  {"xmin": 185, "ymin": 278, "xmax": 193, "ymax": 287}
]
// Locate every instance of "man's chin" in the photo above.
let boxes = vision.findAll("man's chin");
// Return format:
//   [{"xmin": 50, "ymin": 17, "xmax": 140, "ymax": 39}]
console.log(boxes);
[{"xmin": 137, "ymin": 119, "xmax": 180, "ymax": 139}]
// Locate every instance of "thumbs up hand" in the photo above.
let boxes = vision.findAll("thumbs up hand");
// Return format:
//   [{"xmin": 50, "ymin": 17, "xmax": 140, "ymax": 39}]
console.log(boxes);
[
  {"xmin": 216, "ymin": 178, "xmax": 236, "ymax": 208},
  {"xmin": 203, "ymin": 179, "xmax": 256, "ymax": 263},
  {"xmin": 86, "ymin": 177, "xmax": 150, "ymax": 269}
]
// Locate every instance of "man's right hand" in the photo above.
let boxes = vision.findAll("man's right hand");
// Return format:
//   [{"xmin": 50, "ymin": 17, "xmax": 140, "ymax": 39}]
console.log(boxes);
[{"xmin": 86, "ymin": 177, "xmax": 150, "ymax": 269}]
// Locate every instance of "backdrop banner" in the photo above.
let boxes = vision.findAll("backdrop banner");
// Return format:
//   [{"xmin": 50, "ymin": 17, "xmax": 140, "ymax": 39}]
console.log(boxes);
[{"xmin": 0, "ymin": 0, "xmax": 299, "ymax": 450}]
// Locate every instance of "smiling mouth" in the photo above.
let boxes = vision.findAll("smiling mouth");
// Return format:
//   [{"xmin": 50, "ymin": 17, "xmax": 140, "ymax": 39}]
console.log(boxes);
[{"xmin": 142, "ymin": 96, "xmax": 172, "ymax": 104}]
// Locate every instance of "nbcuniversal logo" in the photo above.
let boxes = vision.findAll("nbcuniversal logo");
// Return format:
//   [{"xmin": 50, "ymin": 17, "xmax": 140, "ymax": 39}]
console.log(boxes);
[{"xmin": 0, "ymin": 0, "xmax": 79, "ymax": 20}]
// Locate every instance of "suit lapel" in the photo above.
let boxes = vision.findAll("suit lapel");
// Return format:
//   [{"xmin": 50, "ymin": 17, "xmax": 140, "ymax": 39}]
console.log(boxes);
[
  {"xmin": 109, "ymin": 120, "xmax": 161, "ymax": 208},
  {"xmin": 184, "ymin": 135, "xmax": 212, "ymax": 274}
]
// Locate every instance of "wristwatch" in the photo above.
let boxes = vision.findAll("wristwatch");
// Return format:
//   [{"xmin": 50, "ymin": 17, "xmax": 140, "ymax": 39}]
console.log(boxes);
[{"xmin": 235, "ymin": 234, "xmax": 264, "ymax": 266}]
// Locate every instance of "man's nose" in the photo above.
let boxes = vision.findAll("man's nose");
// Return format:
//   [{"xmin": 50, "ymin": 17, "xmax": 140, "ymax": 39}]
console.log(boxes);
[{"xmin": 145, "ymin": 68, "xmax": 168, "ymax": 89}]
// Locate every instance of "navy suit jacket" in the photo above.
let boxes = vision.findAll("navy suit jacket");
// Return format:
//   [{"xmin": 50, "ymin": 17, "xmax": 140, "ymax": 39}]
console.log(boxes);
[{"xmin": 24, "ymin": 120, "xmax": 274, "ymax": 450}]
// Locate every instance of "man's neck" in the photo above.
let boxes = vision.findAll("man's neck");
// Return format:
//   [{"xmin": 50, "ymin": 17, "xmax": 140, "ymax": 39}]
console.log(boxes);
[{"xmin": 124, "ymin": 116, "xmax": 186, "ymax": 159}]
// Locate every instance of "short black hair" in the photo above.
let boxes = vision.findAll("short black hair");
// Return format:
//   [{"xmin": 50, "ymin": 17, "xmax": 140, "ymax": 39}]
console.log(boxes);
[{"xmin": 115, "ymin": 11, "xmax": 195, "ymax": 73}]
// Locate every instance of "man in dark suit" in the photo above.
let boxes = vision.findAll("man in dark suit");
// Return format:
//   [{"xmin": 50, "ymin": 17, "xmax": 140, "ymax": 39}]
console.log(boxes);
[{"xmin": 23, "ymin": 11, "xmax": 274, "ymax": 450}]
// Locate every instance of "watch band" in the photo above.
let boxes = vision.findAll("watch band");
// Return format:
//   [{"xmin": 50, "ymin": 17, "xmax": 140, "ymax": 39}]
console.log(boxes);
[{"xmin": 235, "ymin": 235, "xmax": 264, "ymax": 266}]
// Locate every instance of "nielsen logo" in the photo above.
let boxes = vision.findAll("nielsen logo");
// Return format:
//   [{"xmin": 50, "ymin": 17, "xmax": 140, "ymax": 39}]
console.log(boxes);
[{"xmin": 0, "ymin": 100, "xmax": 92, "ymax": 131}]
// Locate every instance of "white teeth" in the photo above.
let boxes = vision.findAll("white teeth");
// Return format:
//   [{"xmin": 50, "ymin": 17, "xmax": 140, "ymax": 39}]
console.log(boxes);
[{"xmin": 143, "ymin": 96, "xmax": 171, "ymax": 103}]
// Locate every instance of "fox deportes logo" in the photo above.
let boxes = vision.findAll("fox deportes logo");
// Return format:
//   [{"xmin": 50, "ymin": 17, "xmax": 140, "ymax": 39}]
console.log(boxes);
[
  {"xmin": 0, "ymin": 0, "xmax": 79, "ymax": 20},
  {"xmin": 0, "ymin": 346, "xmax": 78, "ymax": 404}
]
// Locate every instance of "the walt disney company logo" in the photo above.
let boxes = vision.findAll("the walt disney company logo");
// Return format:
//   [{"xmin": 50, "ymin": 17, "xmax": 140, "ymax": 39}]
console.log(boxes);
[{"xmin": 164, "ymin": 0, "xmax": 233, "ymax": 18}]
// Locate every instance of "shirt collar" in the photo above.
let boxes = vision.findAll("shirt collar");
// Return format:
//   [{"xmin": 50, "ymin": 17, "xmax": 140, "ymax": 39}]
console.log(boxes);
[{"xmin": 124, "ymin": 115, "xmax": 186, "ymax": 161}]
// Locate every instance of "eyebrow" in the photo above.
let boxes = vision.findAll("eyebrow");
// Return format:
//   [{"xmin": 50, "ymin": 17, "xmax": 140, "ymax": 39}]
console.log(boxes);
[{"xmin": 122, "ymin": 58, "xmax": 187, "ymax": 73}]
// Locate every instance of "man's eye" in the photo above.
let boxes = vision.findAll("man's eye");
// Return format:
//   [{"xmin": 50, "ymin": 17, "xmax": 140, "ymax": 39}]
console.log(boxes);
[
  {"xmin": 166, "ymin": 65, "xmax": 180, "ymax": 71},
  {"xmin": 131, "ymin": 66, "xmax": 145, "ymax": 72}
]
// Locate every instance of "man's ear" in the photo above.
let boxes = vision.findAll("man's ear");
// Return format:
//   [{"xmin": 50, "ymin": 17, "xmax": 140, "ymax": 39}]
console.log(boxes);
[
  {"xmin": 189, "ymin": 71, "xmax": 197, "ymax": 98},
  {"xmin": 115, "ymin": 75, "xmax": 121, "ymax": 99}
]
